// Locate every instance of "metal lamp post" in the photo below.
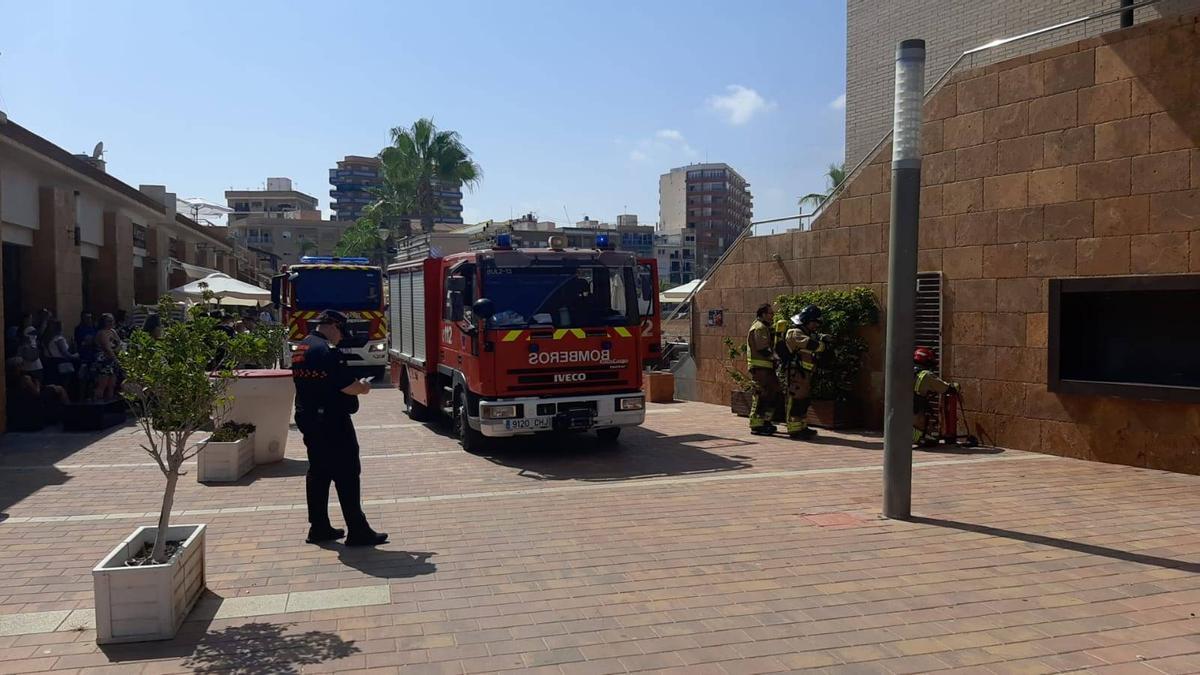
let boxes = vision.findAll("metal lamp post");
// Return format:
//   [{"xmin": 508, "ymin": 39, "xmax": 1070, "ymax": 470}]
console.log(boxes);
[{"xmin": 883, "ymin": 39, "xmax": 926, "ymax": 520}]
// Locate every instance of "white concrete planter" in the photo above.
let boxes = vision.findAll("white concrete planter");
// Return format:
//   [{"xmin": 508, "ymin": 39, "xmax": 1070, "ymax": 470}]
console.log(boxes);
[
  {"xmin": 196, "ymin": 433, "xmax": 255, "ymax": 482},
  {"xmin": 92, "ymin": 524, "xmax": 206, "ymax": 644},
  {"xmin": 225, "ymin": 369, "xmax": 293, "ymax": 465}
]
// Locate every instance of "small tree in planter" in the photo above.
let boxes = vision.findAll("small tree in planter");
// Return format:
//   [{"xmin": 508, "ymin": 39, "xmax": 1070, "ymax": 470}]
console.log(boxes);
[
  {"xmin": 93, "ymin": 293, "xmax": 272, "ymax": 643},
  {"xmin": 776, "ymin": 287, "xmax": 879, "ymax": 427},
  {"xmin": 119, "ymin": 294, "xmax": 268, "ymax": 562}
]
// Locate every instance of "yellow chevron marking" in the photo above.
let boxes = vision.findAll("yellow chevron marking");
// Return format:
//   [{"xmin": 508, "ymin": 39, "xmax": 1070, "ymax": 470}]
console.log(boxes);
[
  {"xmin": 613, "ymin": 326, "xmax": 632, "ymax": 338},
  {"xmin": 570, "ymin": 328, "xmax": 586, "ymax": 339},
  {"xmin": 503, "ymin": 330, "xmax": 524, "ymax": 342},
  {"xmin": 552, "ymin": 329, "xmax": 568, "ymax": 340}
]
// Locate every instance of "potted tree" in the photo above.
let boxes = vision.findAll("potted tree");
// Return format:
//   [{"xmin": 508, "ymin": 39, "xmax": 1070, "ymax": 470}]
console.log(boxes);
[
  {"xmin": 775, "ymin": 287, "xmax": 879, "ymax": 429},
  {"xmin": 92, "ymin": 295, "xmax": 263, "ymax": 644},
  {"xmin": 196, "ymin": 421, "xmax": 256, "ymax": 482},
  {"xmin": 721, "ymin": 337, "xmax": 756, "ymax": 416}
]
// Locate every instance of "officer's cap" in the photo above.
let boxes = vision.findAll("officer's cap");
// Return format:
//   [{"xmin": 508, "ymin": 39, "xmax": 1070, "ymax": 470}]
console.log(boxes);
[{"xmin": 316, "ymin": 309, "xmax": 349, "ymax": 328}]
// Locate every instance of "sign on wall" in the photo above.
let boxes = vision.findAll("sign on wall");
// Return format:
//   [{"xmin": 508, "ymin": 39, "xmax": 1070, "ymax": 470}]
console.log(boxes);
[{"xmin": 707, "ymin": 309, "xmax": 724, "ymax": 327}]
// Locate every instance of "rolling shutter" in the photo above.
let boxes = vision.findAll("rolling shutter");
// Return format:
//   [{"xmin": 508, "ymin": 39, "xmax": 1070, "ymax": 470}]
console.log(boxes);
[{"xmin": 915, "ymin": 271, "xmax": 943, "ymax": 375}]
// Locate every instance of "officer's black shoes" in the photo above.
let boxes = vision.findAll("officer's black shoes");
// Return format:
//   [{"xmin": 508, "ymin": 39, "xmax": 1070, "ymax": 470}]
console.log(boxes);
[
  {"xmin": 306, "ymin": 526, "xmax": 346, "ymax": 544},
  {"xmin": 750, "ymin": 423, "xmax": 777, "ymax": 436},
  {"xmin": 789, "ymin": 428, "xmax": 817, "ymax": 440},
  {"xmin": 345, "ymin": 529, "xmax": 389, "ymax": 547}
]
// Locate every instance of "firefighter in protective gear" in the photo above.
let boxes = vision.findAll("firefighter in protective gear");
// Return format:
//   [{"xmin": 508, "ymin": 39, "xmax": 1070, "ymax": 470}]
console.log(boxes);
[
  {"xmin": 781, "ymin": 305, "xmax": 829, "ymax": 438},
  {"xmin": 746, "ymin": 303, "xmax": 781, "ymax": 435},
  {"xmin": 913, "ymin": 346, "xmax": 954, "ymax": 445}
]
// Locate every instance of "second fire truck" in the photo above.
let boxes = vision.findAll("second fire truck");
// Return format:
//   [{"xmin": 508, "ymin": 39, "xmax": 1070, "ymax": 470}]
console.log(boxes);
[{"xmin": 270, "ymin": 256, "xmax": 389, "ymax": 375}]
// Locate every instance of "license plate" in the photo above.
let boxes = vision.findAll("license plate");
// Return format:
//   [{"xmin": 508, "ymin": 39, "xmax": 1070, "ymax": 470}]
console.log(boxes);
[{"xmin": 505, "ymin": 418, "xmax": 550, "ymax": 431}]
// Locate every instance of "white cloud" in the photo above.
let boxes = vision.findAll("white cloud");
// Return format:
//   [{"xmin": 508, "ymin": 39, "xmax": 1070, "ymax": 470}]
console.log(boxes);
[
  {"xmin": 830, "ymin": 93, "xmax": 846, "ymax": 110},
  {"xmin": 707, "ymin": 85, "xmax": 776, "ymax": 125},
  {"xmin": 627, "ymin": 129, "xmax": 696, "ymax": 163}
]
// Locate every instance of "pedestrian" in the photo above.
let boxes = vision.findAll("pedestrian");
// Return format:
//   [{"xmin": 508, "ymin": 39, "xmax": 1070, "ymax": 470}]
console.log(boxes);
[
  {"xmin": 258, "ymin": 308, "xmax": 275, "ymax": 324},
  {"xmin": 41, "ymin": 319, "xmax": 79, "ymax": 392},
  {"xmin": 779, "ymin": 305, "xmax": 830, "ymax": 439},
  {"xmin": 746, "ymin": 303, "xmax": 782, "ymax": 435},
  {"xmin": 93, "ymin": 313, "xmax": 120, "ymax": 401},
  {"xmin": 291, "ymin": 309, "xmax": 387, "ymax": 546}
]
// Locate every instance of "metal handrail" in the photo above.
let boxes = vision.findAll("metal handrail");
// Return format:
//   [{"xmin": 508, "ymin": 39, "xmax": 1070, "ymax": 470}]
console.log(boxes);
[{"xmin": 662, "ymin": 0, "xmax": 1164, "ymax": 329}]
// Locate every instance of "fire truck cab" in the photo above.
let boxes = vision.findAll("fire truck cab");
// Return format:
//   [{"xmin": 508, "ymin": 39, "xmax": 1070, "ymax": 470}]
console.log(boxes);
[
  {"xmin": 270, "ymin": 257, "xmax": 389, "ymax": 375},
  {"xmin": 388, "ymin": 233, "xmax": 659, "ymax": 450}
]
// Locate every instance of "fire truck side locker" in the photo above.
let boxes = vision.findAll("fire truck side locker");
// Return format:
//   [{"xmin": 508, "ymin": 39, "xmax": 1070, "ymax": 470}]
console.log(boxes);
[{"xmin": 387, "ymin": 258, "xmax": 441, "ymax": 412}]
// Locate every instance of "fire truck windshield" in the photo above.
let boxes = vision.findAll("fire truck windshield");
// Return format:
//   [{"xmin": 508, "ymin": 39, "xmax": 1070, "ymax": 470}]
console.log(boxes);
[
  {"xmin": 481, "ymin": 263, "xmax": 637, "ymax": 329},
  {"xmin": 291, "ymin": 268, "xmax": 382, "ymax": 310}
]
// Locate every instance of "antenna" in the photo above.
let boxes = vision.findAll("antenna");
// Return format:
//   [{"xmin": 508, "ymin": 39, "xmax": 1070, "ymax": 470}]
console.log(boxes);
[{"xmin": 563, "ymin": 205, "xmax": 572, "ymax": 225}]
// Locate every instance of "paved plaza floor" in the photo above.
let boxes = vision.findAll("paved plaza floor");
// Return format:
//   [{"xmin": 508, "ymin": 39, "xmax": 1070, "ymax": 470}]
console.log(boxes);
[{"xmin": 0, "ymin": 390, "xmax": 1196, "ymax": 674}]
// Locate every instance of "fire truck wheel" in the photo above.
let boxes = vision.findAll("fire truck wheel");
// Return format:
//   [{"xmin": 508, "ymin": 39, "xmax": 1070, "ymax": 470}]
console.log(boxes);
[
  {"xmin": 596, "ymin": 427, "xmax": 622, "ymax": 444},
  {"xmin": 456, "ymin": 392, "xmax": 487, "ymax": 454},
  {"xmin": 403, "ymin": 381, "xmax": 429, "ymax": 422}
]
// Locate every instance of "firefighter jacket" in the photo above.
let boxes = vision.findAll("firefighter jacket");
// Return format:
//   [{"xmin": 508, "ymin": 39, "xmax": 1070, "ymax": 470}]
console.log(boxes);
[
  {"xmin": 784, "ymin": 325, "xmax": 826, "ymax": 377},
  {"xmin": 746, "ymin": 319, "xmax": 775, "ymax": 369},
  {"xmin": 913, "ymin": 367, "xmax": 952, "ymax": 414}
]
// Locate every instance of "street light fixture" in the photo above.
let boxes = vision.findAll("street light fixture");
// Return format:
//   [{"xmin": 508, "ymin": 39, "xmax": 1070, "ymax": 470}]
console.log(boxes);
[{"xmin": 883, "ymin": 38, "xmax": 926, "ymax": 521}]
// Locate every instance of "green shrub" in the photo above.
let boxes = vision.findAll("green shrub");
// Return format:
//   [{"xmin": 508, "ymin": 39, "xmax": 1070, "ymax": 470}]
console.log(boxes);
[
  {"xmin": 721, "ymin": 337, "xmax": 754, "ymax": 392},
  {"xmin": 775, "ymin": 287, "xmax": 879, "ymax": 401},
  {"xmin": 210, "ymin": 422, "xmax": 256, "ymax": 443}
]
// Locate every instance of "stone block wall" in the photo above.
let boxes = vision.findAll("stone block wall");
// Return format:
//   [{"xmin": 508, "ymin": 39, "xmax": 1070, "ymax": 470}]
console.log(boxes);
[{"xmin": 695, "ymin": 14, "xmax": 1200, "ymax": 474}]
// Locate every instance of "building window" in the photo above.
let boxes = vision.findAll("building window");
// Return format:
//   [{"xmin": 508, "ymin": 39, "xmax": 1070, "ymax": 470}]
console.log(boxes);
[{"xmin": 1049, "ymin": 275, "xmax": 1200, "ymax": 402}]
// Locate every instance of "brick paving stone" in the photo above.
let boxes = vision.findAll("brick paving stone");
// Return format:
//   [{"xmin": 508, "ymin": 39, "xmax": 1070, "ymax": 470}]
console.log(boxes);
[{"xmin": 0, "ymin": 394, "xmax": 1197, "ymax": 672}]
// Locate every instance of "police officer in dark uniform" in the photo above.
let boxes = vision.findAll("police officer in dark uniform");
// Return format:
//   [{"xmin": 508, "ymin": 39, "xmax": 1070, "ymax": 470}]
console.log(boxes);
[{"xmin": 292, "ymin": 310, "xmax": 388, "ymax": 546}]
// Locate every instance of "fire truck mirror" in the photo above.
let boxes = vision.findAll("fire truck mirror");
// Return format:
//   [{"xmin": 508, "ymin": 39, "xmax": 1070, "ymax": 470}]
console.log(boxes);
[
  {"xmin": 472, "ymin": 297, "xmax": 495, "ymax": 323},
  {"xmin": 446, "ymin": 275, "xmax": 467, "ymax": 292},
  {"xmin": 270, "ymin": 275, "xmax": 282, "ymax": 308},
  {"xmin": 448, "ymin": 291, "xmax": 465, "ymax": 321}
]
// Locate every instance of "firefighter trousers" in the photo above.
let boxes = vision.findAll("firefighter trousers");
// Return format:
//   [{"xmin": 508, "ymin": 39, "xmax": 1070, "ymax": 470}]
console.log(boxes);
[
  {"xmin": 783, "ymin": 367, "xmax": 812, "ymax": 436},
  {"xmin": 748, "ymin": 366, "xmax": 781, "ymax": 430},
  {"xmin": 296, "ymin": 411, "xmax": 371, "ymax": 534}
]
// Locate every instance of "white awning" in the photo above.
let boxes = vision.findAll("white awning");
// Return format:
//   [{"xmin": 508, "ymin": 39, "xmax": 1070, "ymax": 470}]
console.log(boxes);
[
  {"xmin": 660, "ymin": 278, "xmax": 705, "ymax": 303},
  {"xmin": 169, "ymin": 272, "xmax": 270, "ymax": 307}
]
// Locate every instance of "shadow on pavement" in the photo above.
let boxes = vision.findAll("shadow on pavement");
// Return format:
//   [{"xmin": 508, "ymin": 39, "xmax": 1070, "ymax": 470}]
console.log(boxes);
[
  {"xmin": 916, "ymin": 443, "xmax": 1004, "ymax": 455},
  {"xmin": 911, "ymin": 516, "xmax": 1200, "ymax": 573},
  {"xmin": 335, "ymin": 547, "xmax": 437, "ymax": 579},
  {"xmin": 101, "ymin": 621, "xmax": 358, "ymax": 674},
  {"xmin": 479, "ymin": 427, "xmax": 754, "ymax": 482},
  {"xmin": 0, "ymin": 426, "xmax": 125, "ymax": 517}
]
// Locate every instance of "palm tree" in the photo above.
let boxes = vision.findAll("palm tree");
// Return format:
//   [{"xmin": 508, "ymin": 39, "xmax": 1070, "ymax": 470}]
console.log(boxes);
[
  {"xmin": 297, "ymin": 238, "xmax": 318, "ymax": 256},
  {"xmin": 363, "ymin": 118, "xmax": 482, "ymax": 236},
  {"xmin": 799, "ymin": 163, "xmax": 849, "ymax": 209}
]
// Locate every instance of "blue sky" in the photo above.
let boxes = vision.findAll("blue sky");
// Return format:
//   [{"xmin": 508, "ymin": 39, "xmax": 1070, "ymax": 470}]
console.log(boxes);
[{"xmin": 0, "ymin": 1, "xmax": 846, "ymax": 232}]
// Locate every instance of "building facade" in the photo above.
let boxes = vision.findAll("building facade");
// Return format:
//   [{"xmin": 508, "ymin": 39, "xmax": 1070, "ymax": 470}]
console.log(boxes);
[
  {"xmin": 226, "ymin": 178, "xmax": 319, "ymax": 224},
  {"xmin": 329, "ymin": 156, "xmax": 382, "ymax": 222},
  {"xmin": 655, "ymin": 231, "xmax": 697, "ymax": 285},
  {"xmin": 658, "ymin": 163, "xmax": 753, "ymax": 278},
  {"xmin": 328, "ymin": 155, "xmax": 466, "ymax": 227},
  {"xmin": 692, "ymin": 12, "xmax": 1200, "ymax": 475},
  {"xmin": 0, "ymin": 119, "xmax": 236, "ymax": 432},
  {"xmin": 845, "ymin": 0, "xmax": 1200, "ymax": 168},
  {"xmin": 228, "ymin": 215, "xmax": 348, "ymax": 273}
]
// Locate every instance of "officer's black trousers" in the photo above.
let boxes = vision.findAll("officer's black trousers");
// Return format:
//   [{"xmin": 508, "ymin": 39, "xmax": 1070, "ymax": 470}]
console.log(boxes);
[{"xmin": 296, "ymin": 411, "xmax": 370, "ymax": 534}]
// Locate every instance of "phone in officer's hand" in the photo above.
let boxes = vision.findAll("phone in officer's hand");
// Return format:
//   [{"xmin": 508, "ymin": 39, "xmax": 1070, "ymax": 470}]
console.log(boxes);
[{"xmin": 360, "ymin": 376, "xmax": 376, "ymax": 384}]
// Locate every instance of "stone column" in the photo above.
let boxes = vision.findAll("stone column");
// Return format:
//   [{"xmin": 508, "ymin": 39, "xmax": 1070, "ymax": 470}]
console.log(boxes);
[
  {"xmin": 30, "ymin": 187, "xmax": 83, "ymax": 335},
  {"xmin": 97, "ymin": 211, "xmax": 135, "ymax": 314}
]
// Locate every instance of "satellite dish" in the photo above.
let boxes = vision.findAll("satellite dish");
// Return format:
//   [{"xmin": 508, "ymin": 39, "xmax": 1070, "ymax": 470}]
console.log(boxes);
[{"xmin": 92, "ymin": 142, "xmax": 104, "ymax": 160}]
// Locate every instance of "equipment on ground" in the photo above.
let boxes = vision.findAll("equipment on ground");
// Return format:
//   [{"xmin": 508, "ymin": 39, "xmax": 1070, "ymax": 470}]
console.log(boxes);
[{"xmin": 926, "ymin": 387, "xmax": 979, "ymax": 448}]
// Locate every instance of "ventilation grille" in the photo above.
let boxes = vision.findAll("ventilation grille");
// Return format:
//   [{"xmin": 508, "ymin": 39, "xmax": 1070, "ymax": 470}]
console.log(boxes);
[{"xmin": 915, "ymin": 271, "xmax": 943, "ymax": 376}]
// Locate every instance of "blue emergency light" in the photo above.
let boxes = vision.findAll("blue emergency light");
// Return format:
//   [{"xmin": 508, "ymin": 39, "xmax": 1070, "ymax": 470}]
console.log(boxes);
[
  {"xmin": 595, "ymin": 234, "xmax": 613, "ymax": 250},
  {"xmin": 300, "ymin": 256, "xmax": 370, "ymax": 264},
  {"xmin": 493, "ymin": 233, "xmax": 513, "ymax": 250}
]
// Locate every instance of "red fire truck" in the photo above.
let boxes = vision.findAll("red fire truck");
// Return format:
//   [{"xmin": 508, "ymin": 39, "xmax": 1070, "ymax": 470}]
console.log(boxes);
[
  {"xmin": 270, "ymin": 256, "xmax": 389, "ymax": 375},
  {"xmin": 387, "ymin": 233, "xmax": 659, "ymax": 450}
]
